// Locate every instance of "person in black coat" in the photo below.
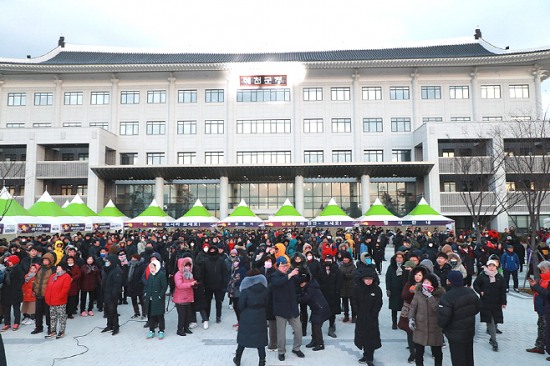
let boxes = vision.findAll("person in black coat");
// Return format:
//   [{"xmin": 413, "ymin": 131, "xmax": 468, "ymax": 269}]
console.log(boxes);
[
  {"xmin": 127, "ymin": 254, "xmax": 147, "ymax": 318},
  {"xmin": 233, "ymin": 269, "xmax": 269, "ymax": 366},
  {"xmin": 203, "ymin": 246, "xmax": 228, "ymax": 323},
  {"xmin": 473, "ymin": 259, "xmax": 506, "ymax": 351},
  {"xmin": 101, "ymin": 254, "xmax": 122, "ymax": 335},
  {"xmin": 353, "ymin": 266, "xmax": 383, "ymax": 366},
  {"xmin": 297, "ymin": 276, "xmax": 331, "ymax": 351},
  {"xmin": 438, "ymin": 271, "xmax": 481, "ymax": 366},
  {"xmin": 318, "ymin": 255, "xmax": 342, "ymax": 338},
  {"xmin": 385, "ymin": 251, "xmax": 406, "ymax": 329},
  {"xmin": 434, "ymin": 252, "xmax": 452, "ymax": 290},
  {"xmin": 1, "ymin": 255, "xmax": 25, "ymax": 330},
  {"xmin": 259, "ymin": 255, "xmax": 277, "ymax": 350}
]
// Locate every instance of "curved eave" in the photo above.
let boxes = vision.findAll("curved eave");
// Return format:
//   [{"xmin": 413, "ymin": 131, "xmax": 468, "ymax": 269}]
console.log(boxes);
[
  {"xmin": 2, "ymin": 51, "xmax": 550, "ymax": 75},
  {"xmin": 90, "ymin": 162, "xmax": 434, "ymax": 181}
]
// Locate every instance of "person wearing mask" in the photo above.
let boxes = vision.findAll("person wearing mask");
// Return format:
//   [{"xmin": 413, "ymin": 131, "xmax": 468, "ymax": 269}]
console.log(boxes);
[
  {"xmin": 400, "ymin": 266, "xmax": 428, "ymax": 364},
  {"xmin": 339, "ymin": 251, "xmax": 357, "ymax": 323},
  {"xmin": 64, "ymin": 256, "xmax": 81, "ymax": 319},
  {"xmin": 101, "ymin": 254, "xmax": 122, "ymax": 336},
  {"xmin": 144, "ymin": 258, "xmax": 167, "ymax": 339},
  {"xmin": 1, "ymin": 255, "xmax": 24, "ymax": 331},
  {"xmin": 44, "ymin": 262, "xmax": 71, "ymax": 339},
  {"xmin": 203, "ymin": 245, "xmax": 228, "ymax": 324},
  {"xmin": 127, "ymin": 254, "xmax": 147, "ymax": 319},
  {"xmin": 386, "ymin": 251, "xmax": 406, "ymax": 330},
  {"xmin": 228, "ymin": 256, "xmax": 247, "ymax": 329},
  {"xmin": 291, "ymin": 252, "xmax": 311, "ymax": 337},
  {"xmin": 297, "ymin": 274, "xmax": 331, "ymax": 351},
  {"xmin": 318, "ymin": 254, "xmax": 342, "ymax": 338},
  {"xmin": 260, "ymin": 255, "xmax": 278, "ymax": 351},
  {"xmin": 31, "ymin": 252, "xmax": 55, "ymax": 335},
  {"xmin": 79, "ymin": 256, "xmax": 100, "ymax": 317},
  {"xmin": 173, "ymin": 257, "xmax": 195, "ymax": 336},
  {"xmin": 117, "ymin": 249, "xmax": 129, "ymax": 304},
  {"xmin": 438, "ymin": 271, "xmax": 481, "ymax": 366}
]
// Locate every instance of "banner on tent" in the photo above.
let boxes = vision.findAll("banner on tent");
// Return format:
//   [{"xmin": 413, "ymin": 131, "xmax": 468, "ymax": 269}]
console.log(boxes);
[
  {"xmin": 264, "ymin": 221, "xmax": 309, "ymax": 228},
  {"xmin": 218, "ymin": 222, "xmax": 263, "ymax": 228},
  {"xmin": 125, "ymin": 222, "xmax": 169, "ymax": 229},
  {"xmin": 170, "ymin": 222, "xmax": 217, "ymax": 228},
  {"xmin": 310, "ymin": 220, "xmax": 357, "ymax": 228},
  {"xmin": 92, "ymin": 223, "xmax": 111, "ymax": 231},
  {"xmin": 62, "ymin": 223, "xmax": 86, "ymax": 233},
  {"xmin": 18, "ymin": 223, "xmax": 52, "ymax": 234}
]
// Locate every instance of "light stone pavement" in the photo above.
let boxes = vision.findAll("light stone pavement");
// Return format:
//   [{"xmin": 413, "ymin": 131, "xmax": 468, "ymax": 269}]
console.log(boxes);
[{"xmin": 2, "ymin": 247, "xmax": 545, "ymax": 365}]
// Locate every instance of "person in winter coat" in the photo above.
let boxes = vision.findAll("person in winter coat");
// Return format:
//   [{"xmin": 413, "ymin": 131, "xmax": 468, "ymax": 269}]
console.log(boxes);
[
  {"xmin": 372, "ymin": 240, "xmax": 384, "ymax": 274},
  {"xmin": 65, "ymin": 256, "xmax": 81, "ymax": 318},
  {"xmin": 79, "ymin": 256, "xmax": 100, "ymax": 317},
  {"xmin": 339, "ymin": 251, "xmax": 356, "ymax": 323},
  {"xmin": 501, "ymin": 244, "xmax": 520, "ymax": 292},
  {"xmin": 228, "ymin": 256, "xmax": 247, "ymax": 327},
  {"xmin": 473, "ymin": 259, "xmax": 507, "ymax": 351},
  {"xmin": 31, "ymin": 252, "xmax": 55, "ymax": 334},
  {"xmin": 438, "ymin": 271, "xmax": 481, "ymax": 366},
  {"xmin": 101, "ymin": 254, "xmax": 122, "ymax": 336},
  {"xmin": 526, "ymin": 260, "xmax": 550, "ymax": 356},
  {"xmin": 203, "ymin": 245, "xmax": 228, "ymax": 324},
  {"xmin": 447, "ymin": 252, "xmax": 467, "ymax": 279},
  {"xmin": 291, "ymin": 252, "xmax": 312, "ymax": 337},
  {"xmin": 401, "ymin": 265, "xmax": 429, "ymax": 364},
  {"xmin": 408, "ymin": 273, "xmax": 446, "ymax": 366},
  {"xmin": 353, "ymin": 266, "xmax": 383, "ymax": 366},
  {"xmin": 144, "ymin": 259, "xmax": 167, "ymax": 339},
  {"xmin": 297, "ymin": 275, "xmax": 331, "ymax": 351},
  {"xmin": 458, "ymin": 242, "xmax": 475, "ymax": 287},
  {"xmin": 318, "ymin": 254, "xmax": 342, "ymax": 338},
  {"xmin": 117, "ymin": 250, "xmax": 129, "ymax": 303},
  {"xmin": 233, "ymin": 268, "xmax": 269, "ymax": 366},
  {"xmin": 44, "ymin": 262, "xmax": 71, "ymax": 339},
  {"xmin": 21, "ymin": 263, "xmax": 40, "ymax": 325},
  {"xmin": 386, "ymin": 251, "xmax": 406, "ymax": 330},
  {"xmin": 173, "ymin": 257, "xmax": 195, "ymax": 336},
  {"xmin": 189, "ymin": 253, "xmax": 209, "ymax": 330},
  {"xmin": 127, "ymin": 254, "xmax": 146, "ymax": 319},
  {"xmin": 434, "ymin": 253, "xmax": 452, "ymax": 290},
  {"xmin": 1, "ymin": 255, "xmax": 25, "ymax": 331}
]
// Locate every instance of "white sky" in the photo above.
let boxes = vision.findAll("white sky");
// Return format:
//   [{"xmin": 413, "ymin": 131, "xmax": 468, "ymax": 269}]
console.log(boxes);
[{"xmin": 1, "ymin": 0, "xmax": 550, "ymax": 107}]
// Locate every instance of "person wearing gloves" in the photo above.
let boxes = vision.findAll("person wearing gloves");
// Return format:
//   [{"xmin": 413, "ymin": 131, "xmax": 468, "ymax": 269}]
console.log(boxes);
[
  {"xmin": 386, "ymin": 252, "xmax": 406, "ymax": 330},
  {"xmin": 144, "ymin": 258, "xmax": 168, "ymax": 339},
  {"xmin": 297, "ymin": 274, "xmax": 331, "ymax": 351},
  {"xmin": 408, "ymin": 273, "xmax": 446, "ymax": 366},
  {"xmin": 1, "ymin": 255, "xmax": 24, "ymax": 331},
  {"xmin": 101, "ymin": 254, "xmax": 122, "ymax": 336},
  {"xmin": 173, "ymin": 257, "xmax": 195, "ymax": 336},
  {"xmin": 44, "ymin": 262, "xmax": 71, "ymax": 339}
]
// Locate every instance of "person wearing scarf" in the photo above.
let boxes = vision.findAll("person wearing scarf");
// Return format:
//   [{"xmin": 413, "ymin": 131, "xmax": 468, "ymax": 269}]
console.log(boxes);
[
  {"xmin": 526, "ymin": 260, "xmax": 550, "ymax": 357},
  {"xmin": 44, "ymin": 263, "xmax": 71, "ymax": 339},
  {"xmin": 127, "ymin": 254, "xmax": 147, "ymax": 319},
  {"xmin": 144, "ymin": 259, "xmax": 167, "ymax": 339},
  {"xmin": 473, "ymin": 259, "xmax": 507, "ymax": 352},
  {"xmin": 21, "ymin": 264, "xmax": 40, "ymax": 325}
]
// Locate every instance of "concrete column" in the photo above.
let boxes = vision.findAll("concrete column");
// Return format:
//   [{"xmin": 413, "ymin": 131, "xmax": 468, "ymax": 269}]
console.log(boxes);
[
  {"xmin": 54, "ymin": 77, "xmax": 63, "ymax": 128},
  {"xmin": 360, "ymin": 175, "xmax": 371, "ymax": 214},
  {"xmin": 470, "ymin": 68, "xmax": 479, "ymax": 122},
  {"xmin": 352, "ymin": 70, "xmax": 362, "ymax": 161},
  {"xmin": 219, "ymin": 176, "xmax": 229, "ymax": 218},
  {"xmin": 155, "ymin": 177, "xmax": 164, "ymax": 209},
  {"xmin": 23, "ymin": 140, "xmax": 43, "ymax": 208},
  {"xmin": 167, "ymin": 74, "xmax": 177, "ymax": 164},
  {"xmin": 110, "ymin": 75, "xmax": 119, "ymax": 134},
  {"xmin": 86, "ymin": 131, "xmax": 103, "ymax": 212},
  {"xmin": 411, "ymin": 69, "xmax": 419, "ymax": 129},
  {"xmin": 491, "ymin": 134, "xmax": 509, "ymax": 231},
  {"xmin": 294, "ymin": 175, "xmax": 304, "ymax": 214},
  {"xmin": 292, "ymin": 83, "xmax": 301, "ymax": 162},
  {"xmin": 533, "ymin": 67, "xmax": 543, "ymax": 120}
]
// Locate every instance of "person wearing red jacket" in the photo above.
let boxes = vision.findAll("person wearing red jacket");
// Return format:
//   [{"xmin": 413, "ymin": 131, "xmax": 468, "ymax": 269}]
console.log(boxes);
[
  {"xmin": 44, "ymin": 262, "xmax": 71, "ymax": 339},
  {"xmin": 21, "ymin": 264, "xmax": 40, "ymax": 325}
]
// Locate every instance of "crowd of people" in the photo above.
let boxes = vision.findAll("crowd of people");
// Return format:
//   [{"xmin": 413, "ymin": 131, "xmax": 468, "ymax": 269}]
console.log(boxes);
[{"xmin": 0, "ymin": 225, "xmax": 549, "ymax": 365}]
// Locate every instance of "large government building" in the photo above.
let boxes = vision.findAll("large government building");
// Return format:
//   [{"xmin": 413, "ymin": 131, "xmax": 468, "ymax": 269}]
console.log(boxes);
[{"xmin": 1, "ymin": 31, "xmax": 549, "ymax": 230}]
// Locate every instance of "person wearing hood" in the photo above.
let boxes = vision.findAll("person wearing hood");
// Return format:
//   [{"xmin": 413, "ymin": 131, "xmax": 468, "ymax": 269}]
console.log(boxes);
[
  {"xmin": 101, "ymin": 254, "xmax": 122, "ymax": 336},
  {"xmin": 386, "ymin": 251, "xmax": 406, "ymax": 330},
  {"xmin": 21, "ymin": 263, "xmax": 40, "ymax": 325},
  {"xmin": 233, "ymin": 268, "xmax": 269, "ymax": 366},
  {"xmin": 127, "ymin": 254, "xmax": 147, "ymax": 319},
  {"xmin": 203, "ymin": 245, "xmax": 228, "ymax": 324},
  {"xmin": 447, "ymin": 253, "xmax": 467, "ymax": 280},
  {"xmin": 31, "ymin": 252, "xmax": 55, "ymax": 334},
  {"xmin": 339, "ymin": 251, "xmax": 357, "ymax": 323},
  {"xmin": 1, "ymin": 255, "xmax": 24, "ymax": 332},
  {"xmin": 408, "ymin": 273, "xmax": 446, "ymax": 366},
  {"xmin": 353, "ymin": 267, "xmax": 383, "ymax": 365},
  {"xmin": 401, "ymin": 266, "xmax": 429, "ymax": 363},
  {"xmin": 173, "ymin": 257, "xmax": 195, "ymax": 336},
  {"xmin": 144, "ymin": 257, "xmax": 168, "ymax": 339},
  {"xmin": 304, "ymin": 249, "xmax": 322, "ymax": 281},
  {"xmin": 319, "ymin": 254, "xmax": 342, "ymax": 338},
  {"xmin": 53, "ymin": 241, "xmax": 65, "ymax": 266},
  {"xmin": 44, "ymin": 262, "xmax": 71, "ymax": 339},
  {"xmin": 297, "ymin": 274, "xmax": 331, "ymax": 351},
  {"xmin": 228, "ymin": 255, "xmax": 247, "ymax": 328}
]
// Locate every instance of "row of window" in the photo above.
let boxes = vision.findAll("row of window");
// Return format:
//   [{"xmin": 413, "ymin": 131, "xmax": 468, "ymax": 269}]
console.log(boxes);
[
  {"xmin": 5, "ymin": 84, "xmax": 530, "ymax": 106},
  {"xmin": 122, "ymin": 149, "xmax": 412, "ymax": 166}
]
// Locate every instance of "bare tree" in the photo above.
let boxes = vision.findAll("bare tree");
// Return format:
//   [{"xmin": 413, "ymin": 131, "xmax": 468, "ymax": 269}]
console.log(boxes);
[{"xmin": 0, "ymin": 159, "xmax": 26, "ymax": 221}]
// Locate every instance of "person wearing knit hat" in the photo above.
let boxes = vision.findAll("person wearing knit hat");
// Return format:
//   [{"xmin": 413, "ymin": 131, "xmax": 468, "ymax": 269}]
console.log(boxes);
[
  {"xmin": 354, "ymin": 266, "xmax": 382, "ymax": 365},
  {"xmin": 438, "ymin": 271, "xmax": 481, "ymax": 366},
  {"xmin": 473, "ymin": 258, "xmax": 506, "ymax": 352},
  {"xmin": 1, "ymin": 254, "xmax": 25, "ymax": 331}
]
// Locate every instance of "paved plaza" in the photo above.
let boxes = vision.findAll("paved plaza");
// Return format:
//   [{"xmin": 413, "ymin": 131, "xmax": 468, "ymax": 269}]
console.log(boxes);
[{"xmin": 2, "ymin": 248, "xmax": 545, "ymax": 365}]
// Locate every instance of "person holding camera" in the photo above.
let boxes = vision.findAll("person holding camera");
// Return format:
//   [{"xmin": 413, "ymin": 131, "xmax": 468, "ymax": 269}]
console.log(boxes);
[{"xmin": 297, "ymin": 274, "xmax": 331, "ymax": 351}]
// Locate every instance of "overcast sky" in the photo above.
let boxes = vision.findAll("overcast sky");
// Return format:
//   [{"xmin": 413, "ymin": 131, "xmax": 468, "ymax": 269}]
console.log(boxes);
[{"xmin": 1, "ymin": 0, "xmax": 550, "ymax": 105}]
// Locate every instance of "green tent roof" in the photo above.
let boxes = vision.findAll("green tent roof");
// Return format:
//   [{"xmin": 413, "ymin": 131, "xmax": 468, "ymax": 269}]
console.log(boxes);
[
  {"xmin": 64, "ymin": 195, "xmax": 97, "ymax": 217},
  {"xmin": 136, "ymin": 199, "xmax": 168, "ymax": 217},
  {"xmin": 98, "ymin": 199, "xmax": 127, "ymax": 217},
  {"xmin": 407, "ymin": 197, "xmax": 442, "ymax": 216},
  {"xmin": 0, "ymin": 188, "xmax": 32, "ymax": 216},
  {"xmin": 318, "ymin": 198, "xmax": 348, "ymax": 217},
  {"xmin": 183, "ymin": 199, "xmax": 214, "ymax": 217},
  {"xmin": 28, "ymin": 191, "xmax": 67, "ymax": 217},
  {"xmin": 229, "ymin": 199, "xmax": 257, "ymax": 217},
  {"xmin": 273, "ymin": 199, "xmax": 303, "ymax": 217},
  {"xmin": 363, "ymin": 198, "xmax": 395, "ymax": 216}
]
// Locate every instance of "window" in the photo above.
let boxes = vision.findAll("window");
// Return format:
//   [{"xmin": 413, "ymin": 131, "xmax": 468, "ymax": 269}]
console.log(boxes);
[
  {"xmin": 392, "ymin": 149, "xmax": 411, "ymax": 162},
  {"xmin": 147, "ymin": 152, "xmax": 165, "ymax": 165},
  {"xmin": 120, "ymin": 121, "xmax": 139, "ymax": 135},
  {"xmin": 481, "ymin": 85, "xmax": 501, "ymax": 99},
  {"xmin": 364, "ymin": 150, "xmax": 383, "ymax": 162},
  {"xmin": 506, "ymin": 182, "xmax": 516, "ymax": 192},
  {"xmin": 449, "ymin": 86, "xmax": 469, "ymax": 99},
  {"xmin": 236, "ymin": 119, "xmax": 291, "ymax": 134},
  {"xmin": 178, "ymin": 90, "xmax": 197, "ymax": 103},
  {"xmin": 62, "ymin": 153, "xmax": 74, "ymax": 161},
  {"xmin": 443, "ymin": 182, "xmax": 457, "ymax": 192},
  {"xmin": 362, "ymin": 86, "xmax": 382, "ymax": 100},
  {"xmin": 205, "ymin": 152, "xmax": 224, "ymax": 164},
  {"xmin": 421, "ymin": 86, "xmax": 441, "ymax": 99},
  {"xmin": 177, "ymin": 121, "xmax": 197, "ymax": 134},
  {"xmin": 7, "ymin": 92, "xmax": 26, "ymax": 106},
  {"xmin": 450, "ymin": 117, "xmax": 471, "ymax": 122},
  {"xmin": 303, "ymin": 87, "xmax": 323, "ymax": 101},
  {"xmin": 303, "ymin": 118, "xmax": 324, "ymax": 133},
  {"xmin": 391, "ymin": 117, "xmax": 411, "ymax": 132},
  {"xmin": 64, "ymin": 92, "xmax": 83, "ymax": 105},
  {"xmin": 331, "ymin": 87, "xmax": 350, "ymax": 101},
  {"xmin": 34, "ymin": 92, "xmax": 53, "ymax": 106},
  {"xmin": 390, "ymin": 86, "xmax": 410, "ymax": 100},
  {"xmin": 146, "ymin": 121, "xmax": 166, "ymax": 135},
  {"xmin": 90, "ymin": 91, "xmax": 110, "ymax": 105},
  {"xmin": 6, "ymin": 123, "xmax": 25, "ymax": 128},
  {"xmin": 236, "ymin": 151, "xmax": 291, "ymax": 164},
  {"xmin": 78, "ymin": 153, "xmax": 89, "ymax": 161},
  {"xmin": 205, "ymin": 89, "xmax": 224, "ymax": 103},
  {"xmin": 63, "ymin": 122, "xmax": 82, "ymax": 127},
  {"xmin": 511, "ymin": 116, "xmax": 532, "ymax": 121},
  {"xmin": 3, "ymin": 154, "xmax": 16, "ymax": 161},
  {"xmin": 482, "ymin": 116, "xmax": 503, "ymax": 121},
  {"xmin": 441, "ymin": 150, "xmax": 455, "ymax": 158},
  {"xmin": 121, "ymin": 91, "xmax": 140, "ymax": 104},
  {"xmin": 89, "ymin": 122, "xmax": 109, "ymax": 130},
  {"xmin": 147, "ymin": 90, "xmax": 166, "ymax": 104},
  {"xmin": 363, "ymin": 118, "xmax": 383, "ymax": 132},
  {"xmin": 304, "ymin": 150, "xmax": 324, "ymax": 163},
  {"xmin": 237, "ymin": 89, "xmax": 290, "ymax": 102},
  {"xmin": 177, "ymin": 152, "xmax": 196, "ymax": 165},
  {"xmin": 332, "ymin": 150, "xmax": 352, "ymax": 163},
  {"xmin": 76, "ymin": 185, "xmax": 88, "ymax": 195},
  {"xmin": 422, "ymin": 117, "xmax": 443, "ymax": 123},
  {"xmin": 33, "ymin": 123, "xmax": 52, "ymax": 128},
  {"xmin": 205, "ymin": 120, "xmax": 224, "ymax": 134},
  {"xmin": 509, "ymin": 85, "xmax": 529, "ymax": 99},
  {"xmin": 60, "ymin": 184, "xmax": 72, "ymax": 195},
  {"xmin": 331, "ymin": 118, "xmax": 351, "ymax": 133},
  {"xmin": 120, "ymin": 153, "xmax": 138, "ymax": 165}
]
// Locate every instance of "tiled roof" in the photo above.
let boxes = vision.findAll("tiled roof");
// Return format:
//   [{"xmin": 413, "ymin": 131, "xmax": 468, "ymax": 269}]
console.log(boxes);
[{"xmin": 39, "ymin": 43, "xmax": 496, "ymax": 65}]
